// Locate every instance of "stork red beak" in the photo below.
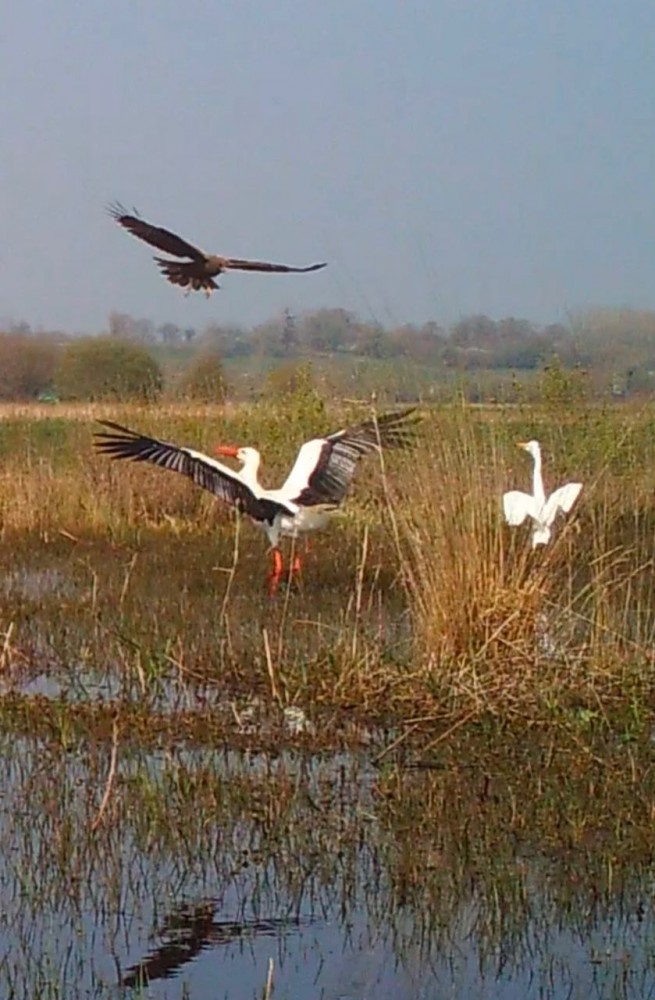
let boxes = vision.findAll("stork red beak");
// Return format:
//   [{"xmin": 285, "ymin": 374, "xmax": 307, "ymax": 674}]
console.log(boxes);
[{"xmin": 213, "ymin": 444, "xmax": 239, "ymax": 458}]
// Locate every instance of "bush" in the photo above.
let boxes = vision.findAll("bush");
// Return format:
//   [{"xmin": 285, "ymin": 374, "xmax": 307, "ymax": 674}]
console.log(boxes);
[
  {"xmin": 263, "ymin": 361, "xmax": 325, "ymax": 421},
  {"xmin": 178, "ymin": 348, "xmax": 227, "ymax": 403},
  {"xmin": 0, "ymin": 333, "xmax": 61, "ymax": 400},
  {"xmin": 55, "ymin": 336, "xmax": 162, "ymax": 402}
]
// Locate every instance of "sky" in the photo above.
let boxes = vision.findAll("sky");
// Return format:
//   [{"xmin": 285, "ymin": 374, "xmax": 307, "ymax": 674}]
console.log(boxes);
[{"xmin": 1, "ymin": 0, "xmax": 653, "ymax": 334}]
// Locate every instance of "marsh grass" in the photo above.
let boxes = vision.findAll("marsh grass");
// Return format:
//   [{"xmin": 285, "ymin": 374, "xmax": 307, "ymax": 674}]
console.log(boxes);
[
  {"xmin": 1, "ymin": 399, "xmax": 655, "ymax": 729},
  {"xmin": 1, "ymin": 724, "xmax": 655, "ymax": 997},
  {"xmin": 4, "ymin": 401, "xmax": 655, "ymax": 997},
  {"xmin": 393, "ymin": 400, "xmax": 655, "ymax": 720}
]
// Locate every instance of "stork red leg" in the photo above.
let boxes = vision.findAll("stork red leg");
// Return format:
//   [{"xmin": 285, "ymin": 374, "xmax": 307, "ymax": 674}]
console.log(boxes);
[
  {"xmin": 268, "ymin": 547, "xmax": 284, "ymax": 597},
  {"xmin": 290, "ymin": 537, "xmax": 312, "ymax": 576}
]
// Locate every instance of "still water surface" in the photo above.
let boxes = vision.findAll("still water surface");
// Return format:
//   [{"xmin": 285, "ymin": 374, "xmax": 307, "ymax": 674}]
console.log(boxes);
[{"xmin": 0, "ymin": 733, "xmax": 653, "ymax": 999}]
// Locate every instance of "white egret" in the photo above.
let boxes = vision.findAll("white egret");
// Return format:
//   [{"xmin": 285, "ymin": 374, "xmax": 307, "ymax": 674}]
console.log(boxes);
[{"xmin": 503, "ymin": 440, "xmax": 582, "ymax": 547}]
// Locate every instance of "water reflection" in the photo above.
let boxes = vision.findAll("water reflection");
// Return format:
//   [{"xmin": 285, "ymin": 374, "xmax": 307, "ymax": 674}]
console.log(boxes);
[
  {"xmin": 121, "ymin": 902, "xmax": 313, "ymax": 990},
  {"xmin": 2, "ymin": 566, "xmax": 75, "ymax": 600},
  {"xmin": 0, "ymin": 731, "xmax": 653, "ymax": 998}
]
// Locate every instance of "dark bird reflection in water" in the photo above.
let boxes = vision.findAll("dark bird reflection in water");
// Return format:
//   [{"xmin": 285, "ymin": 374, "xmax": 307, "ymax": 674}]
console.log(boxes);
[{"xmin": 120, "ymin": 898, "xmax": 314, "ymax": 989}]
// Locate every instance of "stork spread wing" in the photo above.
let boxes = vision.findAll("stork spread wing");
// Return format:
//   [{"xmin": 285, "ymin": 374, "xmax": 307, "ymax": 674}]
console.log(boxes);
[
  {"xmin": 282, "ymin": 408, "xmax": 418, "ymax": 506},
  {"xmin": 221, "ymin": 257, "xmax": 327, "ymax": 274},
  {"xmin": 108, "ymin": 203, "xmax": 206, "ymax": 261},
  {"xmin": 94, "ymin": 421, "xmax": 292, "ymax": 524}
]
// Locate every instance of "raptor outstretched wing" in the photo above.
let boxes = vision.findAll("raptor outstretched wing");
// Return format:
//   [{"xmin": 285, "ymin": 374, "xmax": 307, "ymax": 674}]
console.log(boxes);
[
  {"xmin": 222, "ymin": 257, "xmax": 327, "ymax": 274},
  {"xmin": 108, "ymin": 203, "xmax": 205, "ymax": 261}
]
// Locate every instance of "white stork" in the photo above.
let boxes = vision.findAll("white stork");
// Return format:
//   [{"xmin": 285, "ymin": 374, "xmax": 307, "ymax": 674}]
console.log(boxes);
[{"xmin": 94, "ymin": 409, "xmax": 416, "ymax": 594}]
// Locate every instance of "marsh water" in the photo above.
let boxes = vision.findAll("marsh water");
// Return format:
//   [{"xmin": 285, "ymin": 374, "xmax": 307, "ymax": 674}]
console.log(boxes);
[
  {"xmin": 2, "ymin": 547, "xmax": 655, "ymax": 998},
  {"xmin": 2, "ymin": 726, "xmax": 655, "ymax": 1000}
]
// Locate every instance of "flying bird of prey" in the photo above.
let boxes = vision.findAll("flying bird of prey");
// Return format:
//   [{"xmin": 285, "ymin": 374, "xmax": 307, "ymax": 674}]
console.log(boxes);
[{"xmin": 107, "ymin": 203, "xmax": 327, "ymax": 296}]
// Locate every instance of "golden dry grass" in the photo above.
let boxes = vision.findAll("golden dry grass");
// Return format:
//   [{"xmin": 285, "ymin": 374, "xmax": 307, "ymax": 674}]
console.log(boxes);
[{"xmin": 0, "ymin": 397, "xmax": 655, "ymax": 727}]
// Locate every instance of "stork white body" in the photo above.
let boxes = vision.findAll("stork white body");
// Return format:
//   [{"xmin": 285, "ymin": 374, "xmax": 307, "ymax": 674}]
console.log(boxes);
[
  {"xmin": 95, "ymin": 409, "xmax": 416, "ymax": 593},
  {"xmin": 219, "ymin": 444, "xmax": 337, "ymax": 545},
  {"xmin": 503, "ymin": 440, "xmax": 582, "ymax": 547}
]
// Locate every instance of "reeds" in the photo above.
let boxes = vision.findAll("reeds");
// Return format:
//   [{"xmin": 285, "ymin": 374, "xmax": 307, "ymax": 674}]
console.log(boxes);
[
  {"xmin": 394, "ymin": 401, "xmax": 655, "ymax": 719},
  {"xmin": 1, "ymin": 398, "xmax": 655, "ymax": 726}
]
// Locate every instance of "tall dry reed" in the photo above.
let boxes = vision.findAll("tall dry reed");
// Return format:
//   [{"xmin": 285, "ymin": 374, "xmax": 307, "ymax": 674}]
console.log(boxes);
[{"xmin": 392, "ymin": 405, "xmax": 655, "ymax": 717}]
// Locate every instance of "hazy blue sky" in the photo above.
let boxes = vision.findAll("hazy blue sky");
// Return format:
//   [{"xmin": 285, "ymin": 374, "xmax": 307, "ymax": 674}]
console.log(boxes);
[{"xmin": 1, "ymin": 0, "xmax": 653, "ymax": 333}]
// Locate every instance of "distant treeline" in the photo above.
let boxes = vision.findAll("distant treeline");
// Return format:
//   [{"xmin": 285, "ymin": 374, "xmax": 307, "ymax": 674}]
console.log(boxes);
[
  {"xmin": 2, "ymin": 305, "xmax": 655, "ymax": 401},
  {"xmin": 103, "ymin": 305, "xmax": 655, "ymax": 375}
]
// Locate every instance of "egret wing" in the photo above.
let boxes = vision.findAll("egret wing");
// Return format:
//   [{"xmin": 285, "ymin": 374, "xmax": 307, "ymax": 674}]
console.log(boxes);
[
  {"xmin": 543, "ymin": 482, "xmax": 582, "ymax": 524},
  {"xmin": 503, "ymin": 490, "xmax": 540, "ymax": 526}
]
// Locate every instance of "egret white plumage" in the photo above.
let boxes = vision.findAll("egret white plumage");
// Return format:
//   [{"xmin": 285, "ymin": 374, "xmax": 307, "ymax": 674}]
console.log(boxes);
[
  {"xmin": 94, "ymin": 409, "xmax": 416, "ymax": 594},
  {"xmin": 503, "ymin": 440, "xmax": 582, "ymax": 547}
]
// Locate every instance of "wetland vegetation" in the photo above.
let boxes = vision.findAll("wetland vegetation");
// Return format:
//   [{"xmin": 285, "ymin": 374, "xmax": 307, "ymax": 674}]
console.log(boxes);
[
  {"xmin": 2, "ymin": 390, "xmax": 655, "ymax": 726},
  {"xmin": 2, "ymin": 391, "xmax": 655, "ymax": 997}
]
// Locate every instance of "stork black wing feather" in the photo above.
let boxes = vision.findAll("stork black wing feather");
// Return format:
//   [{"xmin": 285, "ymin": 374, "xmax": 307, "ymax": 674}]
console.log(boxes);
[
  {"xmin": 294, "ymin": 408, "xmax": 419, "ymax": 505},
  {"xmin": 94, "ymin": 420, "xmax": 288, "ymax": 524}
]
